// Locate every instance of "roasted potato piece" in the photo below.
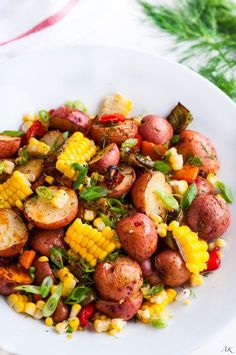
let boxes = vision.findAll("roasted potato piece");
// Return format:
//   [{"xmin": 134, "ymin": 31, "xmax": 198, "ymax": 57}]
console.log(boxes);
[
  {"xmin": 30, "ymin": 228, "xmax": 66, "ymax": 257},
  {"xmin": 131, "ymin": 171, "xmax": 172, "ymax": 218},
  {"xmin": 89, "ymin": 143, "xmax": 120, "ymax": 174},
  {"xmin": 32, "ymin": 256, "xmax": 56, "ymax": 285},
  {"xmin": 195, "ymin": 176, "xmax": 214, "ymax": 196},
  {"xmin": 139, "ymin": 115, "xmax": 173, "ymax": 144},
  {"xmin": 90, "ymin": 120, "xmax": 138, "ymax": 146},
  {"xmin": 0, "ymin": 135, "xmax": 21, "ymax": 159},
  {"xmin": 0, "ymin": 265, "xmax": 32, "ymax": 295},
  {"xmin": 24, "ymin": 186, "xmax": 78, "ymax": 229},
  {"xmin": 176, "ymin": 130, "xmax": 220, "ymax": 174},
  {"xmin": 0, "ymin": 209, "xmax": 28, "ymax": 257},
  {"xmin": 52, "ymin": 300, "xmax": 70, "ymax": 323},
  {"xmin": 49, "ymin": 106, "xmax": 91, "ymax": 134},
  {"xmin": 16, "ymin": 159, "xmax": 44, "ymax": 182},
  {"xmin": 186, "ymin": 195, "xmax": 230, "ymax": 241},
  {"xmin": 116, "ymin": 213, "xmax": 158, "ymax": 262},
  {"xmin": 40, "ymin": 130, "xmax": 65, "ymax": 153},
  {"xmin": 146, "ymin": 271, "xmax": 162, "ymax": 286},
  {"xmin": 95, "ymin": 292, "xmax": 143, "ymax": 320},
  {"xmin": 139, "ymin": 259, "xmax": 154, "ymax": 277},
  {"xmin": 108, "ymin": 165, "xmax": 136, "ymax": 198},
  {"xmin": 155, "ymin": 250, "xmax": 190, "ymax": 287},
  {"xmin": 93, "ymin": 256, "xmax": 143, "ymax": 301}
]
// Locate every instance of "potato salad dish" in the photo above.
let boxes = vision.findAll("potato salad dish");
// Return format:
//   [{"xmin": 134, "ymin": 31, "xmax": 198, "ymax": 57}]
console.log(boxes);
[{"xmin": 0, "ymin": 93, "xmax": 232, "ymax": 337}]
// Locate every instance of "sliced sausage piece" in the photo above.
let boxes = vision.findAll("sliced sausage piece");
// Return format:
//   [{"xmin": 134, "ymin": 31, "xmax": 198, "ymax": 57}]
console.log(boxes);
[
  {"xmin": 0, "ymin": 135, "xmax": 21, "ymax": 159},
  {"xmin": 89, "ymin": 143, "xmax": 120, "ymax": 174},
  {"xmin": 0, "ymin": 209, "xmax": 28, "ymax": 257},
  {"xmin": 0, "ymin": 265, "xmax": 32, "ymax": 295},
  {"xmin": 30, "ymin": 228, "xmax": 66, "ymax": 257}
]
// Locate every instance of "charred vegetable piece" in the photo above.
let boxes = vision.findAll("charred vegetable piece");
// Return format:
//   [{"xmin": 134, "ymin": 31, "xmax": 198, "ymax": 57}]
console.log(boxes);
[{"xmin": 167, "ymin": 102, "xmax": 193, "ymax": 133}]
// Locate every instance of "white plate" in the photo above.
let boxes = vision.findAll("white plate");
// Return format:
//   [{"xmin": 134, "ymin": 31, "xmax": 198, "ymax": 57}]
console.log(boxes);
[{"xmin": 0, "ymin": 45, "xmax": 235, "ymax": 355}]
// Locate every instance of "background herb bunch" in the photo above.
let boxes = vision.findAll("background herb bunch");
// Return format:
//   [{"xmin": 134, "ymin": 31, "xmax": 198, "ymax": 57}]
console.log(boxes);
[{"xmin": 139, "ymin": 0, "xmax": 236, "ymax": 100}]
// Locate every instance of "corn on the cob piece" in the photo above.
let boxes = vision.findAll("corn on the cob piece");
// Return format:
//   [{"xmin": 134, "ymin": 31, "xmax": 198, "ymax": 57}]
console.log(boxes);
[
  {"xmin": 100, "ymin": 93, "xmax": 132, "ymax": 117},
  {"xmin": 57, "ymin": 267, "xmax": 77, "ymax": 297},
  {"xmin": 27, "ymin": 137, "xmax": 50, "ymax": 157},
  {"xmin": 0, "ymin": 171, "xmax": 33, "ymax": 208},
  {"xmin": 56, "ymin": 132, "xmax": 96, "ymax": 179},
  {"xmin": 65, "ymin": 218, "xmax": 121, "ymax": 266},
  {"xmin": 168, "ymin": 222, "xmax": 209, "ymax": 274}
]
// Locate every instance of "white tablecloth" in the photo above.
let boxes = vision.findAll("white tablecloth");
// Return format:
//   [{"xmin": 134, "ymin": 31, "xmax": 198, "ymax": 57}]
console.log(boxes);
[{"xmin": 0, "ymin": 1, "xmax": 235, "ymax": 354}]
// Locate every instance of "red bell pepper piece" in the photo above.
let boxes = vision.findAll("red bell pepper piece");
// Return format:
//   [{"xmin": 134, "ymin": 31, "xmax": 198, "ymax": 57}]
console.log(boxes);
[
  {"xmin": 78, "ymin": 303, "xmax": 95, "ymax": 328},
  {"xmin": 134, "ymin": 134, "xmax": 142, "ymax": 150},
  {"xmin": 99, "ymin": 113, "xmax": 126, "ymax": 124},
  {"xmin": 206, "ymin": 247, "xmax": 221, "ymax": 271},
  {"xmin": 48, "ymin": 109, "xmax": 55, "ymax": 116},
  {"xmin": 22, "ymin": 120, "xmax": 47, "ymax": 145}
]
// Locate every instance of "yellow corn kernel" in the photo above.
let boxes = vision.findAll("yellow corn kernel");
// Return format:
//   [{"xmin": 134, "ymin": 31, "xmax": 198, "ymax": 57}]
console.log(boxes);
[
  {"xmin": 34, "ymin": 309, "xmax": 43, "ymax": 320},
  {"xmin": 157, "ymin": 223, "xmax": 168, "ymax": 238},
  {"xmin": 100, "ymin": 92, "xmax": 132, "ymax": 117},
  {"xmin": 45, "ymin": 175, "xmax": 55, "ymax": 185},
  {"xmin": 25, "ymin": 302, "xmax": 37, "ymax": 317},
  {"xmin": 83, "ymin": 209, "xmax": 96, "ymax": 221},
  {"xmin": 14, "ymin": 301, "xmax": 25, "ymax": 313},
  {"xmin": 93, "ymin": 217, "xmax": 106, "ymax": 231},
  {"xmin": 51, "ymin": 285, "xmax": 57, "ymax": 294},
  {"xmin": 208, "ymin": 242, "xmax": 216, "ymax": 252},
  {"xmin": 166, "ymin": 148, "xmax": 183, "ymax": 171},
  {"xmin": 15, "ymin": 199, "xmax": 24, "ymax": 210},
  {"xmin": 22, "ymin": 112, "xmax": 37, "ymax": 122},
  {"xmin": 38, "ymin": 256, "xmax": 49, "ymax": 262},
  {"xmin": 57, "ymin": 267, "xmax": 77, "ymax": 297},
  {"xmin": 51, "ymin": 189, "xmax": 69, "ymax": 209},
  {"xmin": 70, "ymin": 304, "xmax": 82, "ymax": 318},
  {"xmin": 56, "ymin": 132, "xmax": 96, "ymax": 179},
  {"xmin": 169, "ymin": 180, "xmax": 188, "ymax": 196},
  {"xmin": 68, "ymin": 317, "xmax": 80, "ymax": 330},
  {"xmin": 110, "ymin": 319, "xmax": 126, "ymax": 332},
  {"xmin": 36, "ymin": 300, "xmax": 46, "ymax": 310},
  {"xmin": 55, "ymin": 321, "xmax": 68, "ymax": 334},
  {"xmin": 1, "ymin": 160, "xmax": 15, "ymax": 175},
  {"xmin": 190, "ymin": 274, "xmax": 204, "ymax": 287},
  {"xmin": 109, "ymin": 329, "xmax": 118, "ymax": 336},
  {"xmin": 207, "ymin": 173, "xmax": 217, "ymax": 186},
  {"xmin": 94, "ymin": 319, "xmax": 111, "ymax": 333},
  {"xmin": 27, "ymin": 137, "xmax": 50, "ymax": 156},
  {"xmin": 7, "ymin": 294, "xmax": 19, "ymax": 308},
  {"xmin": 167, "ymin": 220, "xmax": 180, "ymax": 231},
  {"xmin": 184, "ymin": 299, "xmax": 191, "ymax": 305},
  {"xmin": 216, "ymin": 238, "xmax": 226, "ymax": 248},
  {"xmin": 166, "ymin": 289, "xmax": 177, "ymax": 303},
  {"xmin": 45, "ymin": 317, "xmax": 54, "ymax": 327}
]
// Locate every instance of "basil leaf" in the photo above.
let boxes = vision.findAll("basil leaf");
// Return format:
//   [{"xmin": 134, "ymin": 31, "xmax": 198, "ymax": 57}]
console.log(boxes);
[
  {"xmin": 1, "ymin": 130, "xmax": 24, "ymax": 137},
  {"xmin": 167, "ymin": 102, "xmax": 193, "ymax": 133},
  {"xmin": 80, "ymin": 186, "xmax": 108, "ymax": 201},
  {"xmin": 71, "ymin": 163, "xmax": 88, "ymax": 190},
  {"xmin": 65, "ymin": 286, "xmax": 91, "ymax": 305},
  {"xmin": 148, "ymin": 284, "xmax": 164, "ymax": 295},
  {"xmin": 36, "ymin": 186, "xmax": 54, "ymax": 202},
  {"xmin": 155, "ymin": 190, "xmax": 179, "ymax": 211},
  {"xmin": 181, "ymin": 183, "xmax": 197, "ymax": 211},
  {"xmin": 121, "ymin": 138, "xmax": 138, "ymax": 149},
  {"xmin": 154, "ymin": 160, "xmax": 171, "ymax": 173},
  {"xmin": 14, "ymin": 285, "xmax": 41, "ymax": 294},
  {"xmin": 151, "ymin": 317, "xmax": 168, "ymax": 329},
  {"xmin": 43, "ymin": 284, "xmax": 62, "ymax": 317},
  {"xmin": 186, "ymin": 155, "xmax": 203, "ymax": 167},
  {"xmin": 216, "ymin": 181, "xmax": 233, "ymax": 204}
]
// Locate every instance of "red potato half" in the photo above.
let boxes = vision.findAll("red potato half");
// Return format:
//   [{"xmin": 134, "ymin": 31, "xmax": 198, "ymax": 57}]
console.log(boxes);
[
  {"xmin": 90, "ymin": 120, "xmax": 138, "ymax": 146},
  {"xmin": 93, "ymin": 256, "xmax": 143, "ymax": 301},
  {"xmin": 0, "ymin": 209, "xmax": 28, "ymax": 257},
  {"xmin": 195, "ymin": 176, "xmax": 214, "ymax": 196},
  {"xmin": 49, "ymin": 106, "xmax": 91, "ymax": 135},
  {"xmin": 16, "ymin": 159, "xmax": 44, "ymax": 182},
  {"xmin": 131, "ymin": 171, "xmax": 172, "ymax": 219},
  {"xmin": 108, "ymin": 165, "xmax": 136, "ymax": 198},
  {"xmin": 186, "ymin": 195, "xmax": 230, "ymax": 241},
  {"xmin": 0, "ymin": 265, "xmax": 32, "ymax": 295},
  {"xmin": 0, "ymin": 135, "xmax": 21, "ymax": 159},
  {"xmin": 95, "ymin": 291, "xmax": 143, "ymax": 320},
  {"xmin": 24, "ymin": 186, "xmax": 78, "ymax": 229},
  {"xmin": 116, "ymin": 213, "xmax": 158, "ymax": 262},
  {"xmin": 52, "ymin": 300, "xmax": 70, "ymax": 323},
  {"xmin": 89, "ymin": 143, "xmax": 120, "ymax": 174},
  {"xmin": 30, "ymin": 228, "xmax": 66, "ymax": 257},
  {"xmin": 139, "ymin": 115, "xmax": 173, "ymax": 145},
  {"xmin": 176, "ymin": 130, "xmax": 220, "ymax": 174},
  {"xmin": 40, "ymin": 130, "xmax": 65, "ymax": 153},
  {"xmin": 32, "ymin": 256, "xmax": 56, "ymax": 285}
]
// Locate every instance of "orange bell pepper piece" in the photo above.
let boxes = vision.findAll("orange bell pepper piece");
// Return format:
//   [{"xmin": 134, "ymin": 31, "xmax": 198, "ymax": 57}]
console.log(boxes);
[
  {"xmin": 141, "ymin": 141, "xmax": 167, "ymax": 160},
  {"xmin": 172, "ymin": 165, "xmax": 199, "ymax": 183},
  {"xmin": 19, "ymin": 250, "xmax": 36, "ymax": 270}
]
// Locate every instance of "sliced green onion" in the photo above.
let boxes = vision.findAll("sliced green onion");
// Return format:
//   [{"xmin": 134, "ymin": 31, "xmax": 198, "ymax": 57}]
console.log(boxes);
[
  {"xmin": 216, "ymin": 181, "xmax": 233, "ymax": 204},
  {"xmin": 38, "ymin": 110, "xmax": 50, "ymax": 125},
  {"xmin": 0, "ymin": 162, "xmax": 5, "ymax": 174},
  {"xmin": 71, "ymin": 163, "xmax": 88, "ymax": 190},
  {"xmin": 36, "ymin": 186, "xmax": 54, "ymax": 202},
  {"xmin": 155, "ymin": 190, "xmax": 179, "ymax": 211},
  {"xmin": 80, "ymin": 186, "xmax": 108, "ymax": 201},
  {"xmin": 154, "ymin": 161, "xmax": 171, "ymax": 173},
  {"xmin": 65, "ymin": 286, "xmax": 91, "ymax": 305},
  {"xmin": 40, "ymin": 276, "xmax": 54, "ymax": 298},
  {"xmin": 108, "ymin": 198, "xmax": 126, "ymax": 214},
  {"xmin": 20, "ymin": 147, "xmax": 29, "ymax": 165},
  {"xmin": 148, "ymin": 284, "xmax": 164, "ymax": 295},
  {"xmin": 121, "ymin": 138, "xmax": 138, "ymax": 149},
  {"xmin": 79, "ymin": 258, "xmax": 95, "ymax": 273},
  {"xmin": 72, "ymin": 100, "xmax": 88, "ymax": 113},
  {"xmin": 42, "ymin": 283, "xmax": 63, "ymax": 317},
  {"xmin": 151, "ymin": 317, "xmax": 168, "ymax": 329},
  {"xmin": 65, "ymin": 100, "xmax": 73, "ymax": 107},
  {"xmin": 1, "ymin": 130, "xmax": 24, "ymax": 137},
  {"xmin": 186, "ymin": 155, "xmax": 203, "ymax": 167},
  {"xmin": 181, "ymin": 183, "xmax": 197, "ymax": 211},
  {"xmin": 14, "ymin": 285, "xmax": 41, "ymax": 294},
  {"xmin": 170, "ymin": 135, "xmax": 180, "ymax": 145},
  {"xmin": 62, "ymin": 131, "xmax": 69, "ymax": 139},
  {"xmin": 99, "ymin": 212, "xmax": 112, "ymax": 227},
  {"xmin": 50, "ymin": 246, "xmax": 64, "ymax": 269}
]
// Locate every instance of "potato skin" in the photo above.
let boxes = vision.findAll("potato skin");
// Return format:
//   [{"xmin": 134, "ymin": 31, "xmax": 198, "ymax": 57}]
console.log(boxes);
[
  {"xmin": 32, "ymin": 256, "xmax": 56, "ymax": 285},
  {"xmin": 139, "ymin": 259, "xmax": 153, "ymax": 277},
  {"xmin": 0, "ymin": 135, "xmax": 21, "ymax": 159},
  {"xmin": 186, "ymin": 195, "xmax": 230, "ymax": 241},
  {"xmin": 176, "ymin": 130, "xmax": 220, "ymax": 174},
  {"xmin": 155, "ymin": 250, "xmax": 190, "ymax": 287},
  {"xmin": 49, "ymin": 106, "xmax": 91, "ymax": 135},
  {"xmin": 52, "ymin": 300, "xmax": 70, "ymax": 323},
  {"xmin": 89, "ymin": 143, "xmax": 120, "ymax": 174},
  {"xmin": 95, "ymin": 292, "xmax": 143, "ymax": 320},
  {"xmin": 108, "ymin": 165, "xmax": 136, "ymax": 198},
  {"xmin": 195, "ymin": 176, "xmax": 214, "ymax": 196},
  {"xmin": 146, "ymin": 271, "xmax": 162, "ymax": 286},
  {"xmin": 90, "ymin": 120, "xmax": 138, "ymax": 146},
  {"xmin": 30, "ymin": 228, "xmax": 66, "ymax": 257},
  {"xmin": 139, "ymin": 115, "xmax": 173, "ymax": 145},
  {"xmin": 93, "ymin": 256, "xmax": 143, "ymax": 301},
  {"xmin": 116, "ymin": 213, "xmax": 158, "ymax": 262},
  {"xmin": 0, "ymin": 265, "xmax": 32, "ymax": 295}
]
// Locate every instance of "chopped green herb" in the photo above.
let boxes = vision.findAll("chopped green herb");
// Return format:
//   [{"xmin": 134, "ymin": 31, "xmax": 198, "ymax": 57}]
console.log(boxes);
[
  {"xmin": 148, "ymin": 284, "xmax": 164, "ymax": 295},
  {"xmin": 71, "ymin": 163, "xmax": 88, "ymax": 190},
  {"xmin": 80, "ymin": 258, "xmax": 95, "ymax": 274},
  {"xmin": 108, "ymin": 198, "xmax": 126, "ymax": 215},
  {"xmin": 151, "ymin": 317, "xmax": 168, "ymax": 329},
  {"xmin": 80, "ymin": 186, "xmax": 108, "ymax": 201},
  {"xmin": 167, "ymin": 102, "xmax": 193, "ymax": 133},
  {"xmin": 62, "ymin": 131, "xmax": 69, "ymax": 139},
  {"xmin": 99, "ymin": 212, "xmax": 112, "ymax": 227},
  {"xmin": 155, "ymin": 190, "xmax": 179, "ymax": 211},
  {"xmin": 65, "ymin": 286, "xmax": 92, "ymax": 305},
  {"xmin": 20, "ymin": 147, "xmax": 29, "ymax": 165},
  {"xmin": 38, "ymin": 110, "xmax": 50, "ymax": 125},
  {"xmin": 72, "ymin": 100, "xmax": 88, "ymax": 113},
  {"xmin": 105, "ymin": 250, "xmax": 121, "ymax": 262},
  {"xmin": 216, "ymin": 181, "xmax": 233, "ymax": 204},
  {"xmin": 181, "ymin": 183, "xmax": 197, "ymax": 211},
  {"xmin": 66, "ymin": 325, "xmax": 74, "ymax": 334},
  {"xmin": 154, "ymin": 160, "xmax": 171, "ymax": 173},
  {"xmin": 43, "ymin": 283, "xmax": 63, "ymax": 317},
  {"xmin": 186, "ymin": 156, "xmax": 203, "ymax": 167},
  {"xmin": 121, "ymin": 138, "xmax": 138, "ymax": 149},
  {"xmin": 1, "ymin": 130, "xmax": 24, "ymax": 137},
  {"xmin": 200, "ymin": 143, "xmax": 215, "ymax": 160},
  {"xmin": 171, "ymin": 134, "xmax": 180, "ymax": 145},
  {"xmin": 36, "ymin": 186, "xmax": 54, "ymax": 202}
]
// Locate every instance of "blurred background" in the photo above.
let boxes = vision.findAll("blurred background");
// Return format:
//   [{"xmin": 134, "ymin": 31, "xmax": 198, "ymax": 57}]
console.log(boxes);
[{"xmin": 0, "ymin": 0, "xmax": 236, "ymax": 354}]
